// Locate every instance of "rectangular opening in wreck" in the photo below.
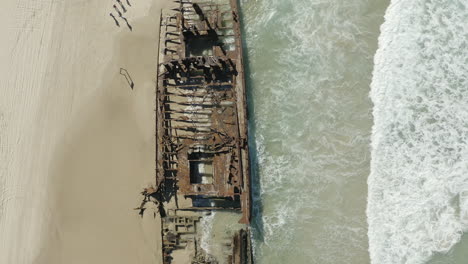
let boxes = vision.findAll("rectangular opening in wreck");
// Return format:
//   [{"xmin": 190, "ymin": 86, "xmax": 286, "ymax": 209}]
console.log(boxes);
[
  {"xmin": 186, "ymin": 37, "xmax": 216, "ymax": 57},
  {"xmin": 189, "ymin": 152, "xmax": 214, "ymax": 184},
  {"xmin": 191, "ymin": 195, "xmax": 241, "ymax": 209}
]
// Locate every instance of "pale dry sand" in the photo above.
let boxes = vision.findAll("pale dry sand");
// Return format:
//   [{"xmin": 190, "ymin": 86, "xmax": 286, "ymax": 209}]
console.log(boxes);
[{"xmin": 0, "ymin": 0, "xmax": 171, "ymax": 263}]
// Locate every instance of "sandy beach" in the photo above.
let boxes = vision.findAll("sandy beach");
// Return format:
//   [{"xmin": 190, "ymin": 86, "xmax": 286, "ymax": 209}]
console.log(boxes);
[{"xmin": 0, "ymin": 0, "xmax": 171, "ymax": 263}]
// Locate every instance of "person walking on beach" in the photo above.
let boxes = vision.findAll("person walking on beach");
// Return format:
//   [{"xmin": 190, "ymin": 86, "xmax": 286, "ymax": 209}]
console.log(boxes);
[
  {"xmin": 113, "ymin": 4, "xmax": 122, "ymax": 17},
  {"xmin": 121, "ymin": 16, "xmax": 133, "ymax": 31},
  {"xmin": 116, "ymin": 0, "xmax": 127, "ymax": 13},
  {"xmin": 109, "ymin": 13, "xmax": 120, "ymax": 27}
]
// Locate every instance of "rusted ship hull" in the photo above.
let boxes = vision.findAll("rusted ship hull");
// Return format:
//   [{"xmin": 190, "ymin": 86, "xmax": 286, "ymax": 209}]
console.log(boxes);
[{"xmin": 154, "ymin": 0, "xmax": 252, "ymax": 263}]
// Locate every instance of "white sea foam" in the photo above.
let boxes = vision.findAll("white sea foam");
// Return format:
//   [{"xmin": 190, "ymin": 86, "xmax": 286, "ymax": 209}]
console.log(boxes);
[
  {"xmin": 199, "ymin": 212, "xmax": 246, "ymax": 264},
  {"xmin": 368, "ymin": 1, "xmax": 468, "ymax": 263},
  {"xmin": 200, "ymin": 212, "xmax": 216, "ymax": 255}
]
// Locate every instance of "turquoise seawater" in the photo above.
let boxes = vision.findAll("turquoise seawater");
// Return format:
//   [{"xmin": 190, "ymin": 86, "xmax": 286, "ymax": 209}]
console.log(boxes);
[{"xmin": 240, "ymin": 0, "xmax": 387, "ymax": 263}]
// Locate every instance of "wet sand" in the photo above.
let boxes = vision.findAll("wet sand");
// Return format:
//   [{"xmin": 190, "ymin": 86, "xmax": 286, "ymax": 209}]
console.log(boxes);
[{"xmin": 0, "ymin": 0, "xmax": 171, "ymax": 263}]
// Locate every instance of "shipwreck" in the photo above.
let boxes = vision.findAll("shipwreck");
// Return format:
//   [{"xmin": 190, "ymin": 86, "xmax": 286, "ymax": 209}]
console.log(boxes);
[{"xmin": 151, "ymin": 0, "xmax": 253, "ymax": 263}]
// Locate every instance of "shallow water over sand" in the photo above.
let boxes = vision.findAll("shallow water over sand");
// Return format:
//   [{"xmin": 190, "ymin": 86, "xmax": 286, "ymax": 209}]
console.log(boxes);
[
  {"xmin": 240, "ymin": 0, "xmax": 388, "ymax": 263},
  {"xmin": 239, "ymin": 0, "xmax": 468, "ymax": 263}
]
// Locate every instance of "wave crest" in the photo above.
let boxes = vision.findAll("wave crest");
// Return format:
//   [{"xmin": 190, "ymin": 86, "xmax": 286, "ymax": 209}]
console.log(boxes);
[{"xmin": 368, "ymin": 0, "xmax": 468, "ymax": 263}]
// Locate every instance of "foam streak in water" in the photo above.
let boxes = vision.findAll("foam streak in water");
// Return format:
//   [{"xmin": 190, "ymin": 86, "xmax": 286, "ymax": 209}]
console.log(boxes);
[
  {"xmin": 242, "ymin": 0, "xmax": 388, "ymax": 263},
  {"xmin": 368, "ymin": 1, "xmax": 468, "ymax": 263}
]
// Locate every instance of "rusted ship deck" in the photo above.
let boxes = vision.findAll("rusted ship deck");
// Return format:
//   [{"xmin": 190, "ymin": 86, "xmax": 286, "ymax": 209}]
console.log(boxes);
[{"xmin": 154, "ymin": 0, "xmax": 252, "ymax": 263}]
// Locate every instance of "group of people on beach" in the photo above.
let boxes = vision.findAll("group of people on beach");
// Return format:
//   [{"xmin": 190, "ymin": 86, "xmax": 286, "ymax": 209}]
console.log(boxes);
[{"xmin": 109, "ymin": 0, "xmax": 133, "ymax": 31}]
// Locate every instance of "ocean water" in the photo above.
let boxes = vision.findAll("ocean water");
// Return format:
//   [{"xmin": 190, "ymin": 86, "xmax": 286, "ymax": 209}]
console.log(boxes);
[
  {"xmin": 239, "ymin": 0, "xmax": 388, "ymax": 263},
  {"xmin": 368, "ymin": 1, "xmax": 468, "ymax": 264},
  {"xmin": 200, "ymin": 1, "xmax": 468, "ymax": 263}
]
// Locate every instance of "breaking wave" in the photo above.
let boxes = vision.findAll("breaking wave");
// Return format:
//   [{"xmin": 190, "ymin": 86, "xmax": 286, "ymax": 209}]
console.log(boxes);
[{"xmin": 368, "ymin": 1, "xmax": 468, "ymax": 263}]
